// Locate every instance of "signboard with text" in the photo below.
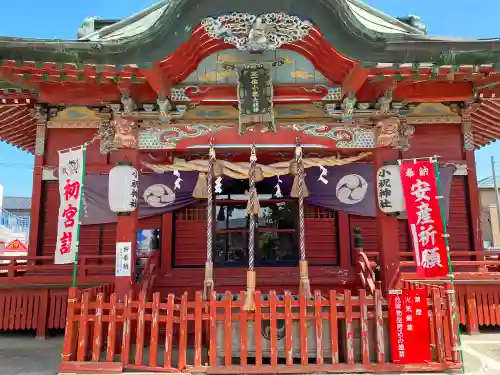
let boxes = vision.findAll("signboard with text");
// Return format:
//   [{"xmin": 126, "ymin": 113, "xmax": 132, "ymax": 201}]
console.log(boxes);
[
  {"xmin": 237, "ymin": 64, "xmax": 274, "ymax": 133},
  {"xmin": 389, "ymin": 289, "xmax": 431, "ymax": 364},
  {"xmin": 399, "ymin": 160, "xmax": 450, "ymax": 277},
  {"xmin": 55, "ymin": 146, "xmax": 86, "ymax": 264},
  {"xmin": 238, "ymin": 64, "xmax": 272, "ymax": 116},
  {"xmin": 116, "ymin": 242, "xmax": 132, "ymax": 277}
]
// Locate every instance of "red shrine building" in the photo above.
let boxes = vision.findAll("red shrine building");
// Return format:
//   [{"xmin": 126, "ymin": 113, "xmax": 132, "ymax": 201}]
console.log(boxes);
[{"xmin": 0, "ymin": 0, "xmax": 500, "ymax": 373}]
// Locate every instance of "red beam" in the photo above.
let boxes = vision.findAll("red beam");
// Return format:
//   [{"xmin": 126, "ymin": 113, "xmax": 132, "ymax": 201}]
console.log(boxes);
[
  {"xmin": 140, "ymin": 62, "xmax": 171, "ymax": 95},
  {"xmin": 342, "ymin": 64, "xmax": 369, "ymax": 95}
]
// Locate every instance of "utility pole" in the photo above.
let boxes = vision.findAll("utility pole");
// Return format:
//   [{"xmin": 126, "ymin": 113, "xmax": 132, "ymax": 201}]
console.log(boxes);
[{"xmin": 491, "ymin": 156, "xmax": 500, "ymax": 234}]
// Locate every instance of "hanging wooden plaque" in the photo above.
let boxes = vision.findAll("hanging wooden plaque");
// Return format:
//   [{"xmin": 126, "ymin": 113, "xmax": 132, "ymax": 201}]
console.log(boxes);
[{"xmin": 237, "ymin": 64, "xmax": 275, "ymax": 134}]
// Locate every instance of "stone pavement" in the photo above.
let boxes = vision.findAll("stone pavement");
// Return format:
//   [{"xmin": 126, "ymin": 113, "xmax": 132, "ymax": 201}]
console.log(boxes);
[
  {"xmin": 0, "ymin": 332, "xmax": 63, "ymax": 375},
  {"xmin": 1, "ymin": 331, "xmax": 500, "ymax": 375},
  {"xmin": 461, "ymin": 331, "xmax": 500, "ymax": 374}
]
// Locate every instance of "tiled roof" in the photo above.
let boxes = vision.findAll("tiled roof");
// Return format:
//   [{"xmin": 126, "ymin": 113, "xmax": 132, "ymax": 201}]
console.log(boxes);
[
  {"xmin": 2, "ymin": 196, "xmax": 32, "ymax": 210},
  {"xmin": 478, "ymin": 176, "xmax": 500, "ymax": 189}
]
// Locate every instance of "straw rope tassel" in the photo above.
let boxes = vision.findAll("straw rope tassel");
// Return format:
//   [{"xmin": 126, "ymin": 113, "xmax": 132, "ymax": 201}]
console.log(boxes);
[
  {"xmin": 203, "ymin": 142, "xmax": 216, "ymax": 300},
  {"xmin": 192, "ymin": 172, "xmax": 208, "ymax": 198},
  {"xmin": 244, "ymin": 144, "xmax": 258, "ymax": 311},
  {"xmin": 296, "ymin": 139, "xmax": 312, "ymax": 299}
]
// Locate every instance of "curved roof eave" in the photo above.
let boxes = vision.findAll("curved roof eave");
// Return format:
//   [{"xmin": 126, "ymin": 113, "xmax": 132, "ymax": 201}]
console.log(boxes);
[{"xmin": 0, "ymin": 0, "xmax": 500, "ymax": 66}]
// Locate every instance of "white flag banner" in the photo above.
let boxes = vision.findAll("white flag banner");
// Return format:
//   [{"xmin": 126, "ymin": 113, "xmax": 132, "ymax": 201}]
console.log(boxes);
[{"xmin": 55, "ymin": 146, "xmax": 86, "ymax": 264}]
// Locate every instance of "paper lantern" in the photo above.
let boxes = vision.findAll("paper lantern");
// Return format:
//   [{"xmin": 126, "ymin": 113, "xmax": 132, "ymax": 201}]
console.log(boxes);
[
  {"xmin": 108, "ymin": 164, "xmax": 139, "ymax": 213},
  {"xmin": 376, "ymin": 165, "xmax": 405, "ymax": 214}
]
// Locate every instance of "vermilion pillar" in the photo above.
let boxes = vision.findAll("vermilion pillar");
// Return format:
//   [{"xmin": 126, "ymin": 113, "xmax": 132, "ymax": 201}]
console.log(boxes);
[
  {"xmin": 373, "ymin": 147, "xmax": 400, "ymax": 293},
  {"xmin": 114, "ymin": 148, "xmax": 140, "ymax": 301},
  {"xmin": 28, "ymin": 105, "xmax": 48, "ymax": 258}
]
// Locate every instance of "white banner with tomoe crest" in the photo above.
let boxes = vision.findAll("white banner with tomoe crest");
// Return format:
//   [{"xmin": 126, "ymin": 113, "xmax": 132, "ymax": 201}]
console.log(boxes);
[{"xmin": 55, "ymin": 146, "xmax": 86, "ymax": 264}]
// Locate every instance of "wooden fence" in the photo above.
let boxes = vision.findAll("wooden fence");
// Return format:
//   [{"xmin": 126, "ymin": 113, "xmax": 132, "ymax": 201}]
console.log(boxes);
[
  {"xmin": 0, "ymin": 287, "xmax": 68, "ymax": 337},
  {"xmin": 402, "ymin": 282, "xmax": 500, "ymax": 335},
  {"xmin": 60, "ymin": 287, "xmax": 462, "ymax": 374},
  {"xmin": 0, "ymin": 283, "xmax": 114, "ymax": 337},
  {"xmin": 369, "ymin": 249, "xmax": 500, "ymax": 278},
  {"xmin": 0, "ymin": 254, "xmax": 115, "ymax": 285}
]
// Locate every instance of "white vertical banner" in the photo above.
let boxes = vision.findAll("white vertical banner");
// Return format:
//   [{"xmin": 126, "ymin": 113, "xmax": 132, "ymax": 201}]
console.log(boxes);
[
  {"xmin": 116, "ymin": 242, "xmax": 132, "ymax": 276},
  {"xmin": 55, "ymin": 146, "xmax": 86, "ymax": 264}
]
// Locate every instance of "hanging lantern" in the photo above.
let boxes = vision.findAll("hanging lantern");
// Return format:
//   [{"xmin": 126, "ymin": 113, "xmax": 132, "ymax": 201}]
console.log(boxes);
[{"xmin": 108, "ymin": 163, "xmax": 139, "ymax": 213}]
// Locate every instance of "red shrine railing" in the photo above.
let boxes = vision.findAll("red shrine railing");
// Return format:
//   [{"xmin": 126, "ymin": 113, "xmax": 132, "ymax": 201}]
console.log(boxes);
[
  {"xmin": 59, "ymin": 287, "xmax": 461, "ymax": 374},
  {"xmin": 363, "ymin": 249, "xmax": 500, "ymax": 279},
  {"xmin": 137, "ymin": 251, "xmax": 160, "ymax": 297},
  {"xmin": 0, "ymin": 255, "xmax": 115, "ymax": 285},
  {"xmin": 352, "ymin": 228, "xmax": 378, "ymax": 295}
]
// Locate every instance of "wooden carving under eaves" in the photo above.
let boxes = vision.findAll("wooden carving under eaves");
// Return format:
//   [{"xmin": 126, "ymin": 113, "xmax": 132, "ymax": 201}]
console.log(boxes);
[
  {"xmin": 179, "ymin": 103, "xmax": 327, "ymax": 121},
  {"xmin": 47, "ymin": 106, "xmax": 111, "ymax": 128},
  {"xmin": 181, "ymin": 105, "xmax": 238, "ymax": 120},
  {"xmin": 406, "ymin": 103, "xmax": 461, "ymax": 124},
  {"xmin": 374, "ymin": 116, "xmax": 415, "ymax": 151},
  {"xmin": 112, "ymin": 116, "xmax": 137, "ymax": 149},
  {"xmin": 274, "ymin": 103, "xmax": 326, "ymax": 119}
]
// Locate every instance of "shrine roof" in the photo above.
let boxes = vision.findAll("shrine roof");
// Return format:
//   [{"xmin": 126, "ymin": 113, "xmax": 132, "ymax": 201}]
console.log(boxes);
[
  {"xmin": 78, "ymin": 0, "xmax": 424, "ymax": 42},
  {"xmin": 478, "ymin": 176, "xmax": 500, "ymax": 189},
  {"xmin": 3, "ymin": 197, "xmax": 32, "ymax": 211},
  {"xmin": 0, "ymin": 0, "xmax": 499, "ymax": 66},
  {"xmin": 2, "ymin": 1, "xmax": 500, "ymax": 153}
]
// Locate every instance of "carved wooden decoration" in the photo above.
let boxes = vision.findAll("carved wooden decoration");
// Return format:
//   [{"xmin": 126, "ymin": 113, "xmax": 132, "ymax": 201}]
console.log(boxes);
[
  {"xmin": 375, "ymin": 117, "xmax": 399, "ymax": 148},
  {"xmin": 99, "ymin": 122, "xmax": 116, "ymax": 154},
  {"xmin": 182, "ymin": 105, "xmax": 239, "ymax": 120},
  {"xmin": 406, "ymin": 102, "xmax": 461, "ymax": 124},
  {"xmin": 274, "ymin": 104, "xmax": 326, "ymax": 119},
  {"xmin": 374, "ymin": 117, "xmax": 415, "ymax": 151},
  {"xmin": 34, "ymin": 106, "xmax": 48, "ymax": 156},
  {"xmin": 112, "ymin": 117, "xmax": 138, "ymax": 148},
  {"xmin": 461, "ymin": 112, "xmax": 474, "ymax": 151},
  {"xmin": 201, "ymin": 13, "xmax": 313, "ymax": 51},
  {"xmin": 47, "ymin": 106, "xmax": 110, "ymax": 128}
]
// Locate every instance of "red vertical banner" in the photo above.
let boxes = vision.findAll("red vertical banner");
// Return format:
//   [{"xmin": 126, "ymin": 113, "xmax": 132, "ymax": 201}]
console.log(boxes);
[
  {"xmin": 389, "ymin": 290, "xmax": 405, "ymax": 362},
  {"xmin": 389, "ymin": 289, "xmax": 431, "ymax": 364},
  {"xmin": 399, "ymin": 160, "xmax": 450, "ymax": 278}
]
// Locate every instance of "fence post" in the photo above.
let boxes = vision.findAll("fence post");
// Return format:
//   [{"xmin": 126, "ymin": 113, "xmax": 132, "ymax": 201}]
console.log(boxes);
[
  {"xmin": 431, "ymin": 287, "xmax": 446, "ymax": 363},
  {"xmin": 465, "ymin": 285, "xmax": 480, "ymax": 334},
  {"xmin": 78, "ymin": 257, "xmax": 87, "ymax": 279},
  {"xmin": 62, "ymin": 287, "xmax": 79, "ymax": 362},
  {"xmin": 445, "ymin": 282, "xmax": 461, "ymax": 363},
  {"xmin": 36, "ymin": 288, "xmax": 50, "ymax": 339},
  {"xmin": 7, "ymin": 259, "xmax": 15, "ymax": 280},
  {"xmin": 374, "ymin": 289, "xmax": 386, "ymax": 364},
  {"xmin": 353, "ymin": 227, "xmax": 362, "ymax": 268}
]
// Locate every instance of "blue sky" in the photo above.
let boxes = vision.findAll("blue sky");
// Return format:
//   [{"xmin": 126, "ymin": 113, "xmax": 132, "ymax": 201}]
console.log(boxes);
[{"xmin": 0, "ymin": 0, "xmax": 499, "ymax": 196}]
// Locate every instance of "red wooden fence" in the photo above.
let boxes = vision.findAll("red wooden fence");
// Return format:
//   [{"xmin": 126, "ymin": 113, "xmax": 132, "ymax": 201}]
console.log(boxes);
[
  {"xmin": 399, "ymin": 278, "xmax": 500, "ymax": 334},
  {"xmin": 0, "ymin": 287, "xmax": 68, "ymax": 337},
  {"xmin": 0, "ymin": 283, "xmax": 114, "ymax": 338},
  {"xmin": 0, "ymin": 255, "xmax": 115, "ymax": 285},
  {"xmin": 398, "ymin": 280, "xmax": 461, "ymax": 363},
  {"xmin": 60, "ymin": 287, "xmax": 462, "ymax": 374},
  {"xmin": 435, "ymin": 283, "xmax": 500, "ymax": 335},
  {"xmin": 138, "ymin": 251, "xmax": 160, "ymax": 297}
]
